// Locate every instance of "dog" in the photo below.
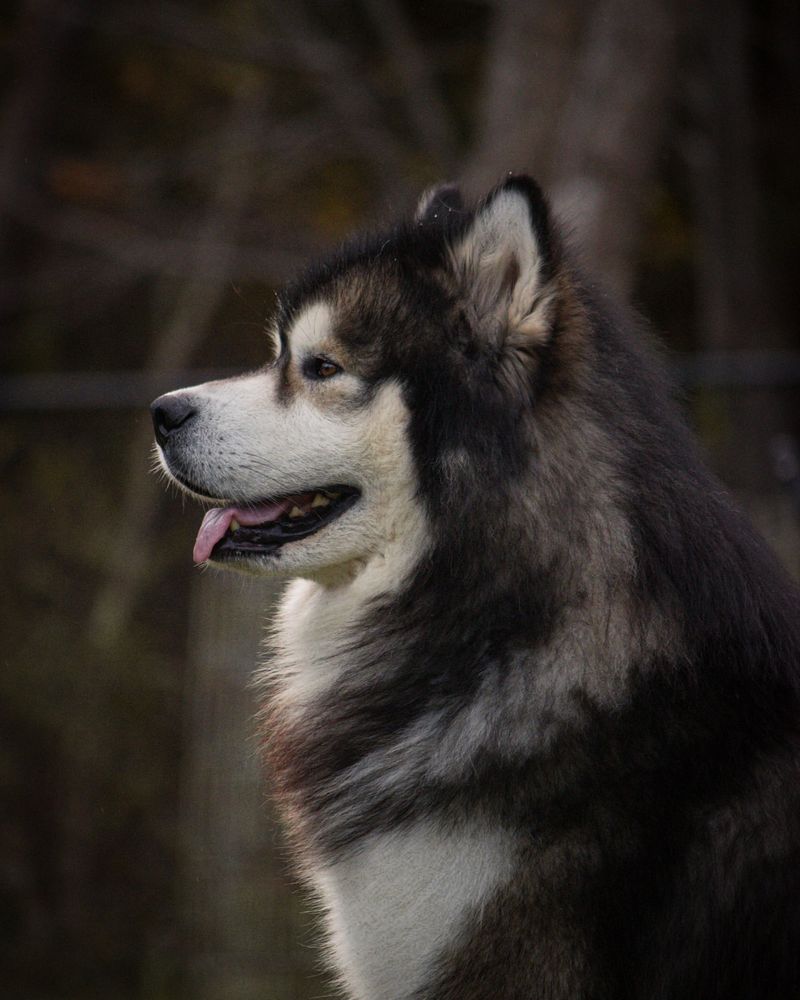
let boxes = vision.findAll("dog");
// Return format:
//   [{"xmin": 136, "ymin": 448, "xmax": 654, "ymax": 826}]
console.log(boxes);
[{"xmin": 152, "ymin": 177, "xmax": 800, "ymax": 999}]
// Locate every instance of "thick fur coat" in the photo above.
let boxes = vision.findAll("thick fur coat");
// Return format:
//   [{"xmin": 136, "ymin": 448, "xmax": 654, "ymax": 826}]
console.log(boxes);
[{"xmin": 153, "ymin": 177, "xmax": 800, "ymax": 999}]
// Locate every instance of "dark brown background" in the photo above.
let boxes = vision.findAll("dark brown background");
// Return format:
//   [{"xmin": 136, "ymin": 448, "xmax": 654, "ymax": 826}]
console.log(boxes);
[{"xmin": 1, "ymin": 1, "xmax": 799, "ymax": 997}]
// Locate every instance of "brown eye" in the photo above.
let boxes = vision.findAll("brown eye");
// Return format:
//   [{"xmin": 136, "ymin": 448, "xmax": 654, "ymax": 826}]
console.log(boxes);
[{"xmin": 304, "ymin": 356, "xmax": 342, "ymax": 380}]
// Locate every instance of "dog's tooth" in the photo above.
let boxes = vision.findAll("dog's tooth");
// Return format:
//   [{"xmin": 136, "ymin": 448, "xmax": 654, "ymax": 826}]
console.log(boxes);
[
  {"xmin": 312, "ymin": 493, "xmax": 330, "ymax": 508},
  {"xmin": 289, "ymin": 505, "xmax": 304, "ymax": 518},
  {"xmin": 230, "ymin": 518, "xmax": 240, "ymax": 532}
]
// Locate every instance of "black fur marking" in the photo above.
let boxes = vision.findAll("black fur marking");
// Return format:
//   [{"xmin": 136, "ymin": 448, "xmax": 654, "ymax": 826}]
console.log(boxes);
[{"xmin": 417, "ymin": 183, "xmax": 466, "ymax": 226}]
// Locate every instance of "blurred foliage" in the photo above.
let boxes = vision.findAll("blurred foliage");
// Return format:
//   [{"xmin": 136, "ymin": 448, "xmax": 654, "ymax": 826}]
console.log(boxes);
[{"xmin": 0, "ymin": 413, "xmax": 188, "ymax": 996}]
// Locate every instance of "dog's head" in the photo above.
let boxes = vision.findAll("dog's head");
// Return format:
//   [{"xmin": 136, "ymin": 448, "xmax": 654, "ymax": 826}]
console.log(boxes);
[{"xmin": 153, "ymin": 176, "xmax": 572, "ymax": 580}]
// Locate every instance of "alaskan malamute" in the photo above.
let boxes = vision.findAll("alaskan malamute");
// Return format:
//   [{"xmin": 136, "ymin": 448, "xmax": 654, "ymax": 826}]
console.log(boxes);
[{"xmin": 153, "ymin": 177, "xmax": 800, "ymax": 999}]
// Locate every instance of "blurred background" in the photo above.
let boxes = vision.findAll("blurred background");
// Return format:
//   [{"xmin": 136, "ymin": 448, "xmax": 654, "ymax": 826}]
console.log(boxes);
[{"xmin": 1, "ymin": 1, "xmax": 799, "ymax": 997}]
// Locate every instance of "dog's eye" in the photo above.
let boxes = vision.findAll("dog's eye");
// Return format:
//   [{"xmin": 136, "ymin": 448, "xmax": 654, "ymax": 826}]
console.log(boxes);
[{"xmin": 305, "ymin": 356, "xmax": 342, "ymax": 380}]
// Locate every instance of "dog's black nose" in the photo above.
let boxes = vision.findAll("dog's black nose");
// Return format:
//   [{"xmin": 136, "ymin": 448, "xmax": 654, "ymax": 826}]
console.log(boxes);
[{"xmin": 151, "ymin": 394, "xmax": 196, "ymax": 447}]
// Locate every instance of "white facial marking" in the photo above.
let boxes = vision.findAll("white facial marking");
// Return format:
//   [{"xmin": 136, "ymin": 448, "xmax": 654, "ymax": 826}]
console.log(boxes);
[
  {"xmin": 157, "ymin": 370, "xmax": 354, "ymax": 499},
  {"xmin": 288, "ymin": 299, "xmax": 333, "ymax": 357},
  {"xmin": 156, "ymin": 285, "xmax": 427, "ymax": 582},
  {"xmin": 262, "ymin": 379, "xmax": 429, "ymax": 712},
  {"xmin": 265, "ymin": 320, "xmax": 282, "ymax": 362},
  {"xmin": 315, "ymin": 820, "xmax": 517, "ymax": 1000}
]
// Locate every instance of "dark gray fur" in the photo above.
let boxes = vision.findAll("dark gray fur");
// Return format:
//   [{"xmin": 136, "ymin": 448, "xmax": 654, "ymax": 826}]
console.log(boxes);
[
  {"xmin": 160, "ymin": 177, "xmax": 800, "ymax": 999},
  {"xmin": 264, "ymin": 179, "xmax": 800, "ymax": 999}
]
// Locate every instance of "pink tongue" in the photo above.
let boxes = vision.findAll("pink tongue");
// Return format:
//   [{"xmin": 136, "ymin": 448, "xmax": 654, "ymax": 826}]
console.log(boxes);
[{"xmin": 193, "ymin": 500, "xmax": 292, "ymax": 564}]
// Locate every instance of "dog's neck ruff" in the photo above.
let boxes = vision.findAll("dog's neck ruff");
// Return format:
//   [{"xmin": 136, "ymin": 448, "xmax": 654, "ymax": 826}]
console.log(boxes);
[{"xmin": 266, "ymin": 560, "xmax": 522, "ymax": 1000}]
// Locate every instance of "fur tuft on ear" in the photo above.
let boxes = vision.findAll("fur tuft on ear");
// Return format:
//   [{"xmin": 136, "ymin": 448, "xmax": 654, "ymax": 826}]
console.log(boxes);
[
  {"xmin": 449, "ymin": 176, "xmax": 556, "ymax": 346},
  {"xmin": 416, "ymin": 183, "xmax": 464, "ymax": 226}
]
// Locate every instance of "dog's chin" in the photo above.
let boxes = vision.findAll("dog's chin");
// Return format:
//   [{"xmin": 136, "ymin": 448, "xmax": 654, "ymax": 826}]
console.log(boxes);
[
  {"xmin": 209, "ymin": 515, "xmax": 374, "ymax": 584},
  {"xmin": 218, "ymin": 538, "xmax": 369, "ymax": 584}
]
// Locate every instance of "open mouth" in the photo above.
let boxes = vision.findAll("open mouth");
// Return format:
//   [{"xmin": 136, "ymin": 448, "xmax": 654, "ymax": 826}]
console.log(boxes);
[{"xmin": 193, "ymin": 486, "xmax": 360, "ymax": 564}]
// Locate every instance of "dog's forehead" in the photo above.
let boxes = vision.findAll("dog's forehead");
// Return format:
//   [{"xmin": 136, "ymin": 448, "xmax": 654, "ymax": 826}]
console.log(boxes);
[
  {"xmin": 284, "ymin": 263, "xmax": 412, "ymax": 356},
  {"xmin": 286, "ymin": 300, "xmax": 335, "ymax": 354},
  {"xmin": 277, "ymin": 219, "xmax": 454, "ymax": 351}
]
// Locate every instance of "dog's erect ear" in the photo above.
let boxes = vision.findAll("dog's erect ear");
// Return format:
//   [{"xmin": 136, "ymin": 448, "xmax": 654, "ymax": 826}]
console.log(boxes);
[
  {"xmin": 449, "ymin": 176, "xmax": 556, "ymax": 345},
  {"xmin": 415, "ymin": 183, "xmax": 464, "ymax": 225}
]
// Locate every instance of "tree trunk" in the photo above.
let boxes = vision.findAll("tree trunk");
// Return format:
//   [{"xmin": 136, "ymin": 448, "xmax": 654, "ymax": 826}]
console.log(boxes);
[
  {"xmin": 464, "ymin": 0, "xmax": 680, "ymax": 299},
  {"xmin": 464, "ymin": 0, "xmax": 583, "ymax": 194},
  {"xmin": 549, "ymin": 0, "xmax": 678, "ymax": 297},
  {"xmin": 684, "ymin": 0, "xmax": 794, "ymax": 498}
]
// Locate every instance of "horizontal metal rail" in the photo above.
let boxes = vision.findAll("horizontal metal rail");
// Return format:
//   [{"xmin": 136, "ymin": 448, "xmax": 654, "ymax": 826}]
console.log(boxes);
[{"xmin": 1, "ymin": 351, "xmax": 800, "ymax": 411}]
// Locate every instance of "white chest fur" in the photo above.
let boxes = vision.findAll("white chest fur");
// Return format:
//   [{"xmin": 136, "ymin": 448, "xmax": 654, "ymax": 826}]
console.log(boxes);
[{"xmin": 313, "ymin": 819, "xmax": 517, "ymax": 1000}]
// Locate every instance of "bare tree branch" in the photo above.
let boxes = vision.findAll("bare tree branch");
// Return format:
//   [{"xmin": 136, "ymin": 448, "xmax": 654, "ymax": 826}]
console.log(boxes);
[
  {"xmin": 59, "ymin": 0, "xmax": 412, "ymax": 197},
  {"xmin": 55, "ymin": 0, "xmax": 292, "ymax": 70},
  {"xmin": 0, "ymin": 0, "xmax": 79, "ymax": 280},
  {"xmin": 10, "ymin": 195, "xmax": 308, "ymax": 283},
  {"xmin": 88, "ymin": 85, "xmax": 267, "ymax": 648},
  {"xmin": 266, "ymin": 0, "xmax": 411, "ymax": 197}
]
